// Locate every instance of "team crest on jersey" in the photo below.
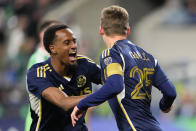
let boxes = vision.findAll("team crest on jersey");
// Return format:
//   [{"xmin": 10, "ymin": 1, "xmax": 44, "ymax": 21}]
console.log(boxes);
[
  {"xmin": 104, "ymin": 57, "xmax": 112, "ymax": 65},
  {"xmin": 77, "ymin": 75, "xmax": 86, "ymax": 87}
]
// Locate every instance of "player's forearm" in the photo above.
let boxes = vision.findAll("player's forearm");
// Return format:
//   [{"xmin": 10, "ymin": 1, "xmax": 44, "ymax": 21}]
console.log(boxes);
[
  {"xmin": 77, "ymin": 74, "xmax": 123, "ymax": 110},
  {"xmin": 60, "ymin": 95, "xmax": 88, "ymax": 111},
  {"xmin": 159, "ymin": 80, "xmax": 177, "ymax": 111},
  {"xmin": 42, "ymin": 87, "xmax": 88, "ymax": 112},
  {"xmin": 159, "ymin": 95, "xmax": 175, "ymax": 112}
]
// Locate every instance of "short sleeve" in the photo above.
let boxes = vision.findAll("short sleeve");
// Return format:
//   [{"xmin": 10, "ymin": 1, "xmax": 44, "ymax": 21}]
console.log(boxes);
[{"xmin": 27, "ymin": 66, "xmax": 54, "ymax": 99}]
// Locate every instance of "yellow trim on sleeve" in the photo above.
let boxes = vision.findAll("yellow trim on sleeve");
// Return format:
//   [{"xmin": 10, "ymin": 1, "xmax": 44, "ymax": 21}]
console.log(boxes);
[
  {"xmin": 107, "ymin": 49, "xmax": 110, "ymax": 56},
  {"xmin": 45, "ymin": 67, "xmax": 50, "ymax": 70},
  {"xmin": 104, "ymin": 49, "xmax": 107, "ymax": 57},
  {"xmin": 43, "ymin": 64, "xmax": 49, "ymax": 68},
  {"xmin": 76, "ymin": 55, "xmax": 94, "ymax": 63},
  {"xmin": 101, "ymin": 49, "xmax": 110, "ymax": 59},
  {"xmin": 43, "ymin": 69, "xmax": 46, "ymax": 78},
  {"xmin": 102, "ymin": 50, "xmax": 106, "ymax": 58},
  {"xmin": 37, "ymin": 68, "xmax": 39, "ymax": 77},
  {"xmin": 106, "ymin": 63, "xmax": 123, "ymax": 77},
  {"xmin": 40, "ymin": 67, "xmax": 43, "ymax": 78}
]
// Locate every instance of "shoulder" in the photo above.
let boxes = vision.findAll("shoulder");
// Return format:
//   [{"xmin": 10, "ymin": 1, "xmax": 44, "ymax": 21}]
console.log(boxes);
[
  {"xmin": 130, "ymin": 44, "xmax": 157, "ymax": 67},
  {"xmin": 100, "ymin": 48, "xmax": 122, "ymax": 63},
  {"xmin": 77, "ymin": 54, "xmax": 95, "ymax": 64},
  {"xmin": 100, "ymin": 48, "xmax": 123, "ymax": 68},
  {"xmin": 100, "ymin": 48, "xmax": 120, "ymax": 59},
  {"xmin": 136, "ymin": 45, "xmax": 156, "ymax": 62},
  {"xmin": 76, "ymin": 54, "xmax": 100, "ymax": 73},
  {"xmin": 27, "ymin": 61, "xmax": 52, "ymax": 79}
]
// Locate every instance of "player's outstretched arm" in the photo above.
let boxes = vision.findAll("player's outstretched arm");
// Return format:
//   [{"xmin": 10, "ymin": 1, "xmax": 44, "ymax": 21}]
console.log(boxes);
[
  {"xmin": 76, "ymin": 74, "xmax": 123, "ymax": 110},
  {"xmin": 42, "ymin": 87, "xmax": 88, "ymax": 111}
]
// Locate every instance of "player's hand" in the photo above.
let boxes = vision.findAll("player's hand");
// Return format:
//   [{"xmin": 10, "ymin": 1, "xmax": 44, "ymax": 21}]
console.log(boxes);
[
  {"xmin": 62, "ymin": 92, "xmax": 68, "ymax": 97},
  {"xmin": 71, "ymin": 106, "xmax": 84, "ymax": 127},
  {"xmin": 162, "ymin": 105, "xmax": 173, "ymax": 113}
]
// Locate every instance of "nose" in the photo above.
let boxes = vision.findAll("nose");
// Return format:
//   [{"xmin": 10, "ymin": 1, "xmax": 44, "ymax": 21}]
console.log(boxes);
[{"xmin": 71, "ymin": 41, "xmax": 77, "ymax": 50}]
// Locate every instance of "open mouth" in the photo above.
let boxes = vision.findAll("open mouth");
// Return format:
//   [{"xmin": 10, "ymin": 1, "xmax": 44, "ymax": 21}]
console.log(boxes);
[
  {"xmin": 69, "ymin": 52, "xmax": 77, "ymax": 57},
  {"xmin": 69, "ymin": 52, "xmax": 77, "ymax": 62}
]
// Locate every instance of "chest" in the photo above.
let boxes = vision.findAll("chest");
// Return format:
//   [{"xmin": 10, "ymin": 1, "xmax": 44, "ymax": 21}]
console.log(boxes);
[{"xmin": 49, "ymin": 68, "xmax": 92, "ymax": 96}]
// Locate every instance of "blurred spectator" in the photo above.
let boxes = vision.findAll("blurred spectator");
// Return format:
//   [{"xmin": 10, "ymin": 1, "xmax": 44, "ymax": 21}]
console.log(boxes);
[
  {"xmin": 163, "ymin": 0, "xmax": 189, "ymax": 25},
  {"xmin": 0, "ymin": 29, "xmax": 5, "ymax": 69},
  {"xmin": 163, "ymin": 0, "xmax": 196, "ymax": 25},
  {"xmin": 184, "ymin": 0, "xmax": 196, "ymax": 23},
  {"xmin": 6, "ymin": 14, "xmax": 27, "ymax": 60},
  {"xmin": 176, "ymin": 90, "xmax": 196, "ymax": 118}
]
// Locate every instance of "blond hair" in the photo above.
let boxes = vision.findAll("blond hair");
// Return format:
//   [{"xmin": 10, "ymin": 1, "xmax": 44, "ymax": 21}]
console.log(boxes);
[{"xmin": 101, "ymin": 5, "xmax": 129, "ymax": 36}]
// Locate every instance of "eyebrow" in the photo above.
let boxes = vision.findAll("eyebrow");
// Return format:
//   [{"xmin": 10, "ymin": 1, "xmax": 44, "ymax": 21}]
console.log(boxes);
[{"xmin": 63, "ymin": 38, "xmax": 77, "ymax": 43}]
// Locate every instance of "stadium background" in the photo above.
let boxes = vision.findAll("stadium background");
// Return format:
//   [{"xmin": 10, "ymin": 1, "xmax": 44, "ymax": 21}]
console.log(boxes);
[{"xmin": 0, "ymin": 0, "xmax": 196, "ymax": 130}]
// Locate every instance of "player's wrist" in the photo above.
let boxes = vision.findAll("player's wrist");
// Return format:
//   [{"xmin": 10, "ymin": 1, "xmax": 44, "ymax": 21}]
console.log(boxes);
[
  {"xmin": 77, "ymin": 101, "xmax": 87, "ymax": 111},
  {"xmin": 159, "ymin": 98, "xmax": 169, "ymax": 111}
]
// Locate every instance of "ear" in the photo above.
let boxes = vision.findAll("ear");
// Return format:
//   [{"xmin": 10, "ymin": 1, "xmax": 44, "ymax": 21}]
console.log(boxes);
[
  {"xmin": 49, "ymin": 44, "xmax": 56, "ymax": 54},
  {"xmin": 126, "ymin": 27, "xmax": 130, "ymax": 36},
  {"xmin": 99, "ymin": 26, "xmax": 104, "ymax": 36}
]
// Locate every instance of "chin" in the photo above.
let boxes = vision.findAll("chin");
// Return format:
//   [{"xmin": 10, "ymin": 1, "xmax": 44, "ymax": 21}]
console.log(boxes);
[{"xmin": 70, "ymin": 61, "xmax": 77, "ymax": 66}]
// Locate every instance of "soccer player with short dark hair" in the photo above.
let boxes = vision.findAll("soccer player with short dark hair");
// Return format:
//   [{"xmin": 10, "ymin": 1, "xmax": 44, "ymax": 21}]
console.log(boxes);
[
  {"xmin": 71, "ymin": 5, "xmax": 177, "ymax": 131},
  {"xmin": 26, "ymin": 24, "xmax": 101, "ymax": 131},
  {"xmin": 25, "ymin": 20, "xmax": 61, "ymax": 131}
]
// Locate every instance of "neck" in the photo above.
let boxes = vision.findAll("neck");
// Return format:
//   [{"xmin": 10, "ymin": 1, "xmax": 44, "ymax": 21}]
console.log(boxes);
[
  {"xmin": 51, "ymin": 56, "xmax": 64, "ymax": 76},
  {"xmin": 104, "ymin": 35, "xmax": 127, "ymax": 48},
  {"xmin": 50, "ymin": 56, "xmax": 72, "ymax": 77}
]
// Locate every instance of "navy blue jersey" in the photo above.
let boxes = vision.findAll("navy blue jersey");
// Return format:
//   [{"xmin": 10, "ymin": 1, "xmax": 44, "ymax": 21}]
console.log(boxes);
[
  {"xmin": 26, "ymin": 55, "xmax": 101, "ymax": 131},
  {"xmin": 100, "ymin": 39, "xmax": 168, "ymax": 131}
]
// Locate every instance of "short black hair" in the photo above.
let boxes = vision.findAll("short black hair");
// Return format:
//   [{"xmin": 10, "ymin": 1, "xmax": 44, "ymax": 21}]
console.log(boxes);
[{"xmin": 43, "ymin": 24, "xmax": 69, "ymax": 53}]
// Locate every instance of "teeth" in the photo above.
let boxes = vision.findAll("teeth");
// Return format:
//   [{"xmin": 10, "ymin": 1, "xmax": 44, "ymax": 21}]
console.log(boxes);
[{"xmin": 69, "ymin": 52, "xmax": 76, "ymax": 56}]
